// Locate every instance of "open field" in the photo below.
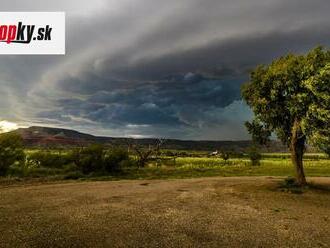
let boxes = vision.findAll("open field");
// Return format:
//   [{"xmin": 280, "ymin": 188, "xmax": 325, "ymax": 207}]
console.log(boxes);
[
  {"xmin": 0, "ymin": 177, "xmax": 329, "ymax": 247},
  {"xmin": 3, "ymin": 154, "xmax": 330, "ymax": 183}
]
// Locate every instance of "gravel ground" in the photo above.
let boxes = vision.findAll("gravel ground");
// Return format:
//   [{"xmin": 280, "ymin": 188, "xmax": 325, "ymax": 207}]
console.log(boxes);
[{"xmin": 0, "ymin": 177, "xmax": 329, "ymax": 247}]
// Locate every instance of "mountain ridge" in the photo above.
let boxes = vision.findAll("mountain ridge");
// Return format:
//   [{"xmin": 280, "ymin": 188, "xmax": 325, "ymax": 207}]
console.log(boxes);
[{"xmin": 9, "ymin": 126, "xmax": 288, "ymax": 152}]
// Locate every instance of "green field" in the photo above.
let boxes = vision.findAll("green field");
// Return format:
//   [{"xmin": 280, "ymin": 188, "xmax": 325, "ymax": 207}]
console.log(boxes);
[
  {"xmin": 2, "ymin": 152, "xmax": 330, "ymax": 183},
  {"xmin": 104, "ymin": 156, "xmax": 330, "ymax": 180}
]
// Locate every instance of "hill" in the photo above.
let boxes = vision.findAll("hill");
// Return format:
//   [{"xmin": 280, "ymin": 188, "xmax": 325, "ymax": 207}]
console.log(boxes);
[{"xmin": 11, "ymin": 126, "xmax": 288, "ymax": 152}]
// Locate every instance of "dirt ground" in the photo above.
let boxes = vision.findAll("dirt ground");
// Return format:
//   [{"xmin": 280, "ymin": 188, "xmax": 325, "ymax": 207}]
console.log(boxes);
[{"xmin": 0, "ymin": 177, "xmax": 329, "ymax": 247}]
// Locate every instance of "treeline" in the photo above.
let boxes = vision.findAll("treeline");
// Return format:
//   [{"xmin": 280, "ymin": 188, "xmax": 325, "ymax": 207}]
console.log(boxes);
[
  {"xmin": 0, "ymin": 132, "xmax": 328, "ymax": 180},
  {"xmin": 0, "ymin": 133, "xmax": 135, "ymax": 178}
]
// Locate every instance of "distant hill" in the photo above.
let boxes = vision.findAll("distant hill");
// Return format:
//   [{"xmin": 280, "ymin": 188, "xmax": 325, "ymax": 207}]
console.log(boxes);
[{"xmin": 10, "ymin": 126, "xmax": 288, "ymax": 152}]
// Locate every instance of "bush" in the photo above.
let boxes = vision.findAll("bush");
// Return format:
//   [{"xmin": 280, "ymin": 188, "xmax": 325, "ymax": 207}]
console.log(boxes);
[
  {"xmin": 71, "ymin": 145, "xmax": 105, "ymax": 174},
  {"xmin": 247, "ymin": 146, "xmax": 262, "ymax": 166},
  {"xmin": 104, "ymin": 148, "xmax": 129, "ymax": 172},
  {"xmin": 28, "ymin": 151, "xmax": 73, "ymax": 168},
  {"xmin": 69, "ymin": 145, "xmax": 134, "ymax": 175},
  {"xmin": 0, "ymin": 133, "xmax": 25, "ymax": 176}
]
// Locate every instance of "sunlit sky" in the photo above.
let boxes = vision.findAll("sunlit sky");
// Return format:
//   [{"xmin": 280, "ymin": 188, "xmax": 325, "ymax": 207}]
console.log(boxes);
[
  {"xmin": 0, "ymin": 0, "xmax": 329, "ymax": 139},
  {"xmin": 0, "ymin": 121, "xmax": 18, "ymax": 133}
]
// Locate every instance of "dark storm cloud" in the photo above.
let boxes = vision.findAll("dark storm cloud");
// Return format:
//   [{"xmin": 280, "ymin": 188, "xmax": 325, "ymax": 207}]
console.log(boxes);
[
  {"xmin": 0, "ymin": 0, "xmax": 329, "ymax": 139},
  {"xmin": 85, "ymin": 26, "xmax": 330, "ymax": 83},
  {"xmin": 42, "ymin": 73, "xmax": 244, "ymax": 133}
]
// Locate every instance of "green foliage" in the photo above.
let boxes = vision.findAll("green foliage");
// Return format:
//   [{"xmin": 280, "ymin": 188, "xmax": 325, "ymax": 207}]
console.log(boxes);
[
  {"xmin": 0, "ymin": 133, "xmax": 25, "ymax": 176},
  {"xmin": 242, "ymin": 46, "xmax": 330, "ymax": 147},
  {"xmin": 302, "ymin": 63, "xmax": 330, "ymax": 156},
  {"xmin": 104, "ymin": 147, "xmax": 130, "ymax": 172},
  {"xmin": 246, "ymin": 146, "xmax": 262, "ymax": 166},
  {"xmin": 245, "ymin": 120, "xmax": 271, "ymax": 146},
  {"xmin": 72, "ymin": 145, "xmax": 133, "ymax": 174},
  {"xmin": 242, "ymin": 47, "xmax": 330, "ymax": 184},
  {"xmin": 71, "ymin": 145, "xmax": 105, "ymax": 174},
  {"xmin": 1, "ymin": 151, "xmax": 330, "ymax": 181},
  {"xmin": 28, "ymin": 151, "xmax": 73, "ymax": 168}
]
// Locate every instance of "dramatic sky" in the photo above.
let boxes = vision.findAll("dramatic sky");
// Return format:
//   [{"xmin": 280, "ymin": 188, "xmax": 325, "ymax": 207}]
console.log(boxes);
[{"xmin": 0, "ymin": 0, "xmax": 329, "ymax": 140}]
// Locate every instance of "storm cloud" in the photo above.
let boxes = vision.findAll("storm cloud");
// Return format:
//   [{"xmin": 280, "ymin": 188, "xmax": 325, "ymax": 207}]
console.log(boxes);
[{"xmin": 0, "ymin": 0, "xmax": 329, "ymax": 139}]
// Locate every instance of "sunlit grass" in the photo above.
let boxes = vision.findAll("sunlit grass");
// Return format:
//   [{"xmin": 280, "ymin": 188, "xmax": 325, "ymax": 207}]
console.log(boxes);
[
  {"xmin": 2, "ymin": 152, "xmax": 330, "ymax": 182},
  {"xmin": 75, "ymin": 156, "xmax": 330, "ymax": 181}
]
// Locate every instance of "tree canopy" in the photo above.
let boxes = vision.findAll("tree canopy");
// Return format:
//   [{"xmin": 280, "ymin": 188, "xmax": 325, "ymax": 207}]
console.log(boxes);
[
  {"xmin": 303, "ymin": 63, "xmax": 330, "ymax": 156},
  {"xmin": 241, "ymin": 47, "xmax": 330, "ymax": 184}
]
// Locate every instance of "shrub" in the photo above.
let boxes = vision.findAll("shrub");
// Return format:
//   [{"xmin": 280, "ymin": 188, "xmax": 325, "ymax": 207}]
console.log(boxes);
[
  {"xmin": 247, "ymin": 146, "xmax": 262, "ymax": 166},
  {"xmin": 0, "ymin": 133, "xmax": 25, "ymax": 176},
  {"xmin": 71, "ymin": 145, "xmax": 105, "ymax": 174},
  {"xmin": 28, "ymin": 151, "xmax": 73, "ymax": 168},
  {"xmin": 104, "ymin": 148, "xmax": 129, "ymax": 172},
  {"xmin": 71, "ymin": 145, "xmax": 134, "ymax": 175}
]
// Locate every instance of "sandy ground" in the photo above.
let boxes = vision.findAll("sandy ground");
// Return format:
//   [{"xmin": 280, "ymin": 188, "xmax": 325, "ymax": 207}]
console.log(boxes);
[{"xmin": 0, "ymin": 177, "xmax": 329, "ymax": 247}]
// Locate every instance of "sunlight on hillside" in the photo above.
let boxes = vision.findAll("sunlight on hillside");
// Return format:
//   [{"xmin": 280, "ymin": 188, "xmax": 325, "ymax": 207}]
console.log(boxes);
[{"xmin": 0, "ymin": 120, "xmax": 18, "ymax": 133}]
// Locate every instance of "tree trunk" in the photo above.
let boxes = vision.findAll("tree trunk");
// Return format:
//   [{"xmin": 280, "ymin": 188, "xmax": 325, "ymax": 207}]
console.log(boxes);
[{"xmin": 290, "ymin": 119, "xmax": 307, "ymax": 186}]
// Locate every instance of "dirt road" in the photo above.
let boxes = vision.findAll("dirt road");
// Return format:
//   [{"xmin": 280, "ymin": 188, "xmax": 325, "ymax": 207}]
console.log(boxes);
[{"xmin": 0, "ymin": 177, "xmax": 329, "ymax": 247}]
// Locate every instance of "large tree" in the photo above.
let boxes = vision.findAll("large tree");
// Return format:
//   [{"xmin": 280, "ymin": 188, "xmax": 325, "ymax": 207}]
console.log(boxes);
[
  {"xmin": 303, "ymin": 63, "xmax": 330, "ymax": 157},
  {"xmin": 242, "ymin": 47, "xmax": 330, "ymax": 185}
]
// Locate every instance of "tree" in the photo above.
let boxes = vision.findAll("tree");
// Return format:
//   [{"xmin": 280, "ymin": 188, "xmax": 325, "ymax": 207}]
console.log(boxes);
[
  {"xmin": 303, "ymin": 64, "xmax": 330, "ymax": 157},
  {"xmin": 127, "ymin": 139, "xmax": 164, "ymax": 168},
  {"xmin": 241, "ymin": 47, "xmax": 330, "ymax": 185},
  {"xmin": 0, "ymin": 132, "xmax": 25, "ymax": 176}
]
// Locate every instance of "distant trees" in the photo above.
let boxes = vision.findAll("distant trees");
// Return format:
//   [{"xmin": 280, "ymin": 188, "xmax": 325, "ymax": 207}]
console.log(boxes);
[
  {"xmin": 0, "ymin": 133, "xmax": 25, "ymax": 175},
  {"xmin": 0, "ymin": 134, "xmax": 165, "ymax": 177},
  {"xmin": 242, "ymin": 47, "xmax": 330, "ymax": 185}
]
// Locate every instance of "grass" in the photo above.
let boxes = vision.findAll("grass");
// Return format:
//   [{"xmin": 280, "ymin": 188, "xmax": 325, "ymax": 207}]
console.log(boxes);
[
  {"xmin": 174, "ymin": 156, "xmax": 330, "ymax": 176},
  {"xmin": 127, "ymin": 157, "xmax": 323, "ymax": 179},
  {"xmin": 2, "ymin": 154, "xmax": 330, "ymax": 184}
]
